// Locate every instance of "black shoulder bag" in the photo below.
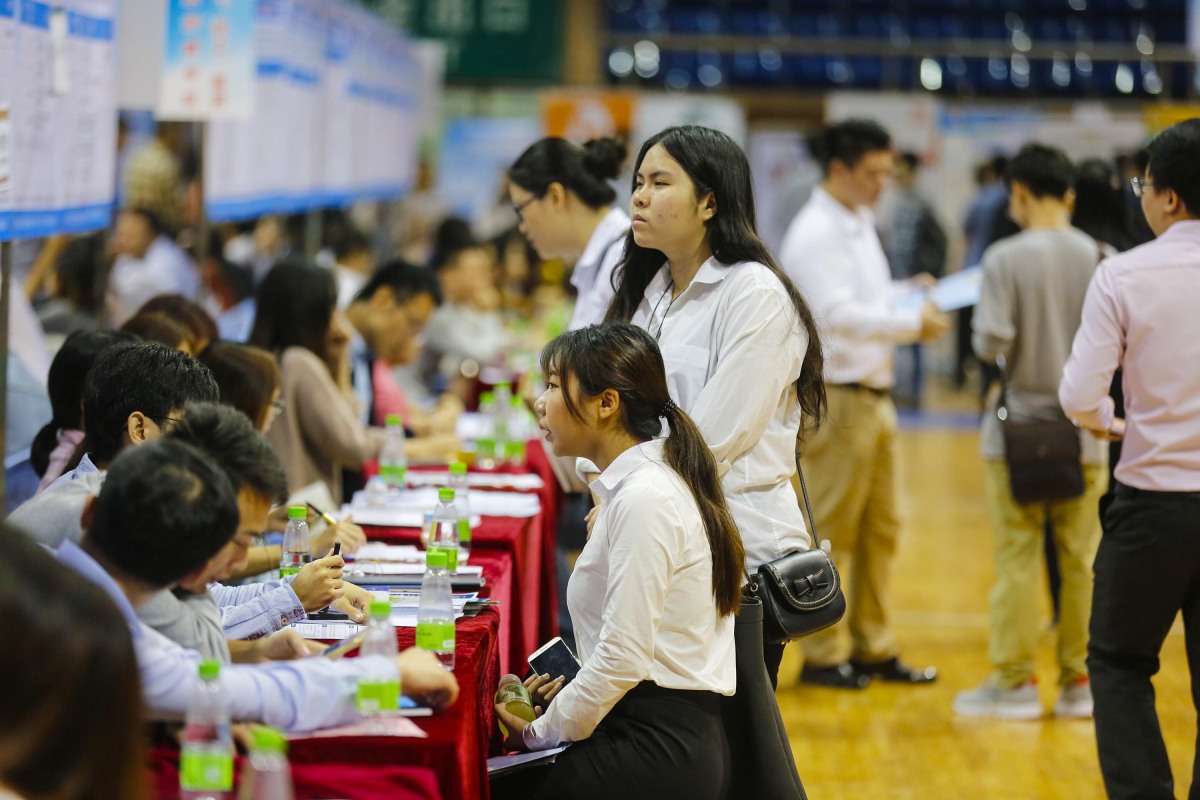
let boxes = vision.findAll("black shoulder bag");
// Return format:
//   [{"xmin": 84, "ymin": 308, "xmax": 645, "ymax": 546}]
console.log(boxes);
[
  {"xmin": 998, "ymin": 382, "xmax": 1084, "ymax": 505},
  {"xmin": 746, "ymin": 451, "xmax": 846, "ymax": 644}
]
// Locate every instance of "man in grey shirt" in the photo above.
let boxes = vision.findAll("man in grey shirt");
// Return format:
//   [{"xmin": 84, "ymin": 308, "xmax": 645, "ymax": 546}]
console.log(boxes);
[{"xmin": 955, "ymin": 143, "xmax": 1108, "ymax": 720}]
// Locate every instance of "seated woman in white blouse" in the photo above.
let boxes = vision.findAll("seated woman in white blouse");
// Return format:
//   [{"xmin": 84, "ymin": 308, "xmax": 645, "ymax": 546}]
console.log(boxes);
[{"xmin": 492, "ymin": 322, "xmax": 745, "ymax": 800}]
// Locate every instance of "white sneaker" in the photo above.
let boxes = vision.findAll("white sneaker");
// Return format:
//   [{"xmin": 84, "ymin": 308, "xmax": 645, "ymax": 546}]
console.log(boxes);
[
  {"xmin": 953, "ymin": 679, "xmax": 1042, "ymax": 720},
  {"xmin": 1054, "ymin": 678, "xmax": 1094, "ymax": 719}
]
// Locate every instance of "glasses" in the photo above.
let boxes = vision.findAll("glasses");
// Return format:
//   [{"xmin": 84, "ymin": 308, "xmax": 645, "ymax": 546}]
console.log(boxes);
[
  {"xmin": 1130, "ymin": 177, "xmax": 1154, "ymax": 198},
  {"xmin": 154, "ymin": 416, "xmax": 183, "ymax": 432},
  {"xmin": 511, "ymin": 195, "xmax": 538, "ymax": 220}
]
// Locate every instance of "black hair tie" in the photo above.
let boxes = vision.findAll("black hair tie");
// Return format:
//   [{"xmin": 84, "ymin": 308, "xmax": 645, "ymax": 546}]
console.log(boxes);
[{"xmin": 659, "ymin": 399, "xmax": 677, "ymax": 417}]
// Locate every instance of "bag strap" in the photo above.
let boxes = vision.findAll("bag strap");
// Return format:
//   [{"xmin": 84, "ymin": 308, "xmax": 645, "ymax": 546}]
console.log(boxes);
[{"xmin": 794, "ymin": 445, "xmax": 823, "ymax": 552}]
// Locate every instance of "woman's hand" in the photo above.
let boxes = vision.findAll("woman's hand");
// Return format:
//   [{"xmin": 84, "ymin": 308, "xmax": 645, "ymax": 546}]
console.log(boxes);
[
  {"xmin": 494, "ymin": 703, "xmax": 536, "ymax": 752},
  {"xmin": 524, "ymin": 672, "xmax": 565, "ymax": 713}
]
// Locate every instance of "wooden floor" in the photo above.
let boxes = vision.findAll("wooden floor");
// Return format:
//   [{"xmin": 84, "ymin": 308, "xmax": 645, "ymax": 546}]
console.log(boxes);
[{"xmin": 776, "ymin": 389, "xmax": 1196, "ymax": 799}]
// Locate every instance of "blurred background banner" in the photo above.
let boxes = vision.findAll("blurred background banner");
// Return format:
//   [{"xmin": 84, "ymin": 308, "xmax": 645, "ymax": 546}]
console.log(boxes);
[{"xmin": 157, "ymin": 0, "xmax": 257, "ymax": 120}]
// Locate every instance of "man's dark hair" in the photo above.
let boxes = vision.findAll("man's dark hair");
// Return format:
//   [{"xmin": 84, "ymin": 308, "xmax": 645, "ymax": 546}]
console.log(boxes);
[
  {"xmin": 1006, "ymin": 143, "xmax": 1075, "ymax": 200},
  {"xmin": 353, "ymin": 260, "xmax": 443, "ymax": 307},
  {"xmin": 88, "ymin": 439, "xmax": 238, "ymax": 589},
  {"xmin": 82, "ymin": 342, "xmax": 219, "ymax": 465},
  {"xmin": 331, "ymin": 227, "xmax": 373, "ymax": 262},
  {"xmin": 812, "ymin": 119, "xmax": 892, "ymax": 174},
  {"xmin": 899, "ymin": 151, "xmax": 920, "ymax": 171},
  {"xmin": 428, "ymin": 218, "xmax": 480, "ymax": 272},
  {"xmin": 166, "ymin": 402, "xmax": 287, "ymax": 504},
  {"xmin": 1147, "ymin": 118, "xmax": 1200, "ymax": 217}
]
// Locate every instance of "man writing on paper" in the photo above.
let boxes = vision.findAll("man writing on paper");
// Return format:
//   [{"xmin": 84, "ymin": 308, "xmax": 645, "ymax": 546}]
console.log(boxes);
[{"xmin": 43, "ymin": 437, "xmax": 457, "ymax": 729}]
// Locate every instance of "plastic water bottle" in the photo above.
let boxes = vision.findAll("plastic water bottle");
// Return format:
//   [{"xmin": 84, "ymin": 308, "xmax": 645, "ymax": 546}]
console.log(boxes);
[
  {"xmin": 237, "ymin": 726, "xmax": 294, "ymax": 800},
  {"xmin": 448, "ymin": 462, "xmax": 471, "ymax": 565},
  {"xmin": 356, "ymin": 600, "xmax": 400, "ymax": 715},
  {"xmin": 279, "ymin": 506, "xmax": 311, "ymax": 579},
  {"xmin": 181, "ymin": 660, "xmax": 234, "ymax": 800},
  {"xmin": 476, "ymin": 392, "xmax": 498, "ymax": 470},
  {"xmin": 504, "ymin": 396, "xmax": 529, "ymax": 466},
  {"xmin": 431, "ymin": 487, "xmax": 460, "ymax": 572},
  {"xmin": 379, "ymin": 413, "xmax": 408, "ymax": 489},
  {"xmin": 417, "ymin": 548, "xmax": 456, "ymax": 670},
  {"xmin": 494, "ymin": 674, "xmax": 538, "ymax": 737},
  {"xmin": 493, "ymin": 383, "xmax": 513, "ymax": 466}
]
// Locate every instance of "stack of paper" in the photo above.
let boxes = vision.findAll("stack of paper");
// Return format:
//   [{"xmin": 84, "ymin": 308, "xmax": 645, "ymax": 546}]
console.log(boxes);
[
  {"xmin": 344, "ymin": 485, "xmax": 541, "ymax": 525},
  {"xmin": 406, "ymin": 470, "xmax": 545, "ymax": 491}
]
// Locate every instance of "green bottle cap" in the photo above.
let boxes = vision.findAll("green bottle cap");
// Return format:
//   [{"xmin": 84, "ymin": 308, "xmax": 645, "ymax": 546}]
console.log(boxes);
[
  {"xmin": 439, "ymin": 487, "xmax": 455, "ymax": 502},
  {"xmin": 480, "ymin": 392, "xmax": 495, "ymax": 404},
  {"xmin": 198, "ymin": 660, "xmax": 221, "ymax": 680},
  {"xmin": 426, "ymin": 549, "xmax": 448, "ymax": 568},
  {"xmin": 287, "ymin": 505, "xmax": 306, "ymax": 520},
  {"xmin": 251, "ymin": 726, "xmax": 288, "ymax": 754},
  {"xmin": 449, "ymin": 461, "xmax": 467, "ymax": 476},
  {"xmin": 369, "ymin": 600, "xmax": 391, "ymax": 618},
  {"xmin": 386, "ymin": 413, "xmax": 402, "ymax": 427},
  {"xmin": 496, "ymin": 382, "xmax": 511, "ymax": 391}
]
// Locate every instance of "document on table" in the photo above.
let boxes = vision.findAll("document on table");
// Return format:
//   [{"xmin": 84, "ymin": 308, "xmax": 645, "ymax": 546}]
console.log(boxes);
[
  {"xmin": 406, "ymin": 470, "xmax": 545, "ymax": 491},
  {"xmin": 893, "ymin": 266, "xmax": 983, "ymax": 314},
  {"xmin": 487, "ymin": 746, "xmax": 571, "ymax": 775},
  {"xmin": 288, "ymin": 715, "xmax": 428, "ymax": 739},
  {"xmin": 346, "ymin": 486, "xmax": 542, "ymax": 524},
  {"xmin": 293, "ymin": 621, "xmax": 363, "ymax": 640}
]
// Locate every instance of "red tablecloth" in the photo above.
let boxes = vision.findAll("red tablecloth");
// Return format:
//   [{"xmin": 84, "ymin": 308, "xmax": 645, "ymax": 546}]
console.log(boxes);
[
  {"xmin": 363, "ymin": 519, "xmax": 526, "ymax": 676},
  {"xmin": 148, "ymin": 749, "xmax": 444, "ymax": 800},
  {"xmin": 287, "ymin": 608, "xmax": 501, "ymax": 800}
]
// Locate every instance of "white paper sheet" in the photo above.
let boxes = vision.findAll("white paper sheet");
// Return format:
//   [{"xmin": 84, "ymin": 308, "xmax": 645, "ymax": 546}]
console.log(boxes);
[
  {"xmin": 405, "ymin": 470, "xmax": 545, "ymax": 491},
  {"xmin": 288, "ymin": 715, "xmax": 427, "ymax": 739},
  {"xmin": 487, "ymin": 746, "xmax": 571, "ymax": 775}
]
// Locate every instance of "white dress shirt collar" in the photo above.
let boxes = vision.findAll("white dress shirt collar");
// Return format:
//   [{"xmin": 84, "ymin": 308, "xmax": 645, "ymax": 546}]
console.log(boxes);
[
  {"xmin": 572, "ymin": 207, "xmax": 629, "ymax": 289},
  {"xmin": 593, "ymin": 438, "xmax": 665, "ymax": 504},
  {"xmin": 640, "ymin": 255, "xmax": 733, "ymax": 305},
  {"xmin": 810, "ymin": 185, "xmax": 875, "ymax": 238}
]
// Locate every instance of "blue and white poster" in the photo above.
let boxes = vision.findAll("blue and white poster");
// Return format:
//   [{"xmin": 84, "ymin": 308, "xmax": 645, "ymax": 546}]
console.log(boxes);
[{"xmin": 158, "ymin": 0, "xmax": 255, "ymax": 120}]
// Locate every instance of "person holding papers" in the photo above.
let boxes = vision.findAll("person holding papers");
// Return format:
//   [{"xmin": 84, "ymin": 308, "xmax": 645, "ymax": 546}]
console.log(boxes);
[
  {"xmin": 43, "ymin": 437, "xmax": 458, "ymax": 730},
  {"xmin": 492, "ymin": 323, "xmax": 742, "ymax": 800},
  {"xmin": 781, "ymin": 119, "xmax": 948, "ymax": 689}
]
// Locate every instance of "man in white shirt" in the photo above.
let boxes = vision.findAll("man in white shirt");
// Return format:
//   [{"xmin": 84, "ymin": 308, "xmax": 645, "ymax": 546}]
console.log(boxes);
[
  {"xmin": 780, "ymin": 119, "xmax": 949, "ymax": 688},
  {"xmin": 54, "ymin": 437, "xmax": 457, "ymax": 731},
  {"xmin": 1059, "ymin": 118, "xmax": 1200, "ymax": 799},
  {"xmin": 106, "ymin": 208, "xmax": 200, "ymax": 326}
]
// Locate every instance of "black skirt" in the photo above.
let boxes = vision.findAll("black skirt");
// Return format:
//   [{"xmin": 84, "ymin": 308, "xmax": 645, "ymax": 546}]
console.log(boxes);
[{"xmin": 492, "ymin": 681, "xmax": 732, "ymax": 800}]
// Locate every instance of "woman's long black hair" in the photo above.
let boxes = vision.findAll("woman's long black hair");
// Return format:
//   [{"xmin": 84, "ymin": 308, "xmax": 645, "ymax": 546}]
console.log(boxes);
[
  {"xmin": 605, "ymin": 125, "xmax": 826, "ymax": 433},
  {"xmin": 249, "ymin": 259, "xmax": 339, "ymax": 376},
  {"xmin": 541, "ymin": 323, "xmax": 745, "ymax": 617}
]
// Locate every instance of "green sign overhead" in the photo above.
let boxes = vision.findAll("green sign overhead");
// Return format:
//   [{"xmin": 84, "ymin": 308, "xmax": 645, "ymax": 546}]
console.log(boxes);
[{"xmin": 368, "ymin": 0, "xmax": 564, "ymax": 83}]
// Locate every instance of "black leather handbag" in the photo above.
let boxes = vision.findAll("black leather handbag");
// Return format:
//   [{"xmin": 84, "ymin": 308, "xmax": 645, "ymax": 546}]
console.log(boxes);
[{"xmin": 746, "ymin": 455, "xmax": 846, "ymax": 644}]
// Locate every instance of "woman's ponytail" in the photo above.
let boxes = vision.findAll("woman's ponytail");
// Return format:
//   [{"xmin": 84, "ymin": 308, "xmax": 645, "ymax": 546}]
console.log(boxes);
[{"xmin": 661, "ymin": 405, "xmax": 745, "ymax": 618}]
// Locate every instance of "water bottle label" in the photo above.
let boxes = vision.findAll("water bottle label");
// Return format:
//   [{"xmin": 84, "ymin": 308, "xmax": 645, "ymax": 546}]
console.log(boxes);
[
  {"xmin": 476, "ymin": 438, "xmax": 496, "ymax": 458},
  {"xmin": 416, "ymin": 620, "xmax": 456, "ymax": 652},
  {"xmin": 279, "ymin": 566, "xmax": 301, "ymax": 578},
  {"xmin": 356, "ymin": 679, "xmax": 400, "ymax": 713},
  {"xmin": 457, "ymin": 518, "xmax": 471, "ymax": 543},
  {"xmin": 180, "ymin": 748, "xmax": 233, "ymax": 791},
  {"xmin": 380, "ymin": 465, "xmax": 407, "ymax": 486},
  {"xmin": 505, "ymin": 440, "xmax": 526, "ymax": 462}
]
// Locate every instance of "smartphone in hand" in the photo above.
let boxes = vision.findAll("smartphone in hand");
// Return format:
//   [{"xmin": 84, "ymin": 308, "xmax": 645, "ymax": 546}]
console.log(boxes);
[{"xmin": 526, "ymin": 637, "xmax": 581, "ymax": 684}]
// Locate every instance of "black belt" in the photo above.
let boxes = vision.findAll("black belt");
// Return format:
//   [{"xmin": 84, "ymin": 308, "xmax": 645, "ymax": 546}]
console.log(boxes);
[
  {"xmin": 832, "ymin": 382, "xmax": 891, "ymax": 398},
  {"xmin": 1115, "ymin": 481, "xmax": 1200, "ymax": 500}
]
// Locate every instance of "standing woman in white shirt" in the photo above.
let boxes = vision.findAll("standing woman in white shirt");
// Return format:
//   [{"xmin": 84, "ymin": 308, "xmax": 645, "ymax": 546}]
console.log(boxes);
[
  {"xmin": 493, "ymin": 322, "xmax": 743, "ymax": 800},
  {"xmin": 507, "ymin": 137, "xmax": 630, "ymax": 330},
  {"xmin": 604, "ymin": 124, "xmax": 826, "ymax": 687}
]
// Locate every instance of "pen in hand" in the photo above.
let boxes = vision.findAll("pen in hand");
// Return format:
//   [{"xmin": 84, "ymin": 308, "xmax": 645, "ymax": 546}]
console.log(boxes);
[{"xmin": 307, "ymin": 501, "xmax": 339, "ymax": 528}]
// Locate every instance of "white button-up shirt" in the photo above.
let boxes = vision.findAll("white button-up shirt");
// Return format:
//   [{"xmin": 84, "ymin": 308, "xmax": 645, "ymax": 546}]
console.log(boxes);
[
  {"xmin": 1060, "ymin": 219, "xmax": 1200, "ymax": 492},
  {"xmin": 524, "ymin": 439, "xmax": 735, "ymax": 750},
  {"xmin": 568, "ymin": 208, "xmax": 630, "ymax": 330},
  {"xmin": 57, "ymin": 539, "xmax": 397, "ymax": 732},
  {"xmin": 637, "ymin": 257, "xmax": 811, "ymax": 571},
  {"xmin": 780, "ymin": 186, "xmax": 922, "ymax": 389},
  {"xmin": 106, "ymin": 235, "xmax": 201, "ymax": 326}
]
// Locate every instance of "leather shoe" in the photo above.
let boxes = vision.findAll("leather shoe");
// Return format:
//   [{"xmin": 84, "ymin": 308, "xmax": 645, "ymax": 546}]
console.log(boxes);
[
  {"xmin": 800, "ymin": 662, "xmax": 871, "ymax": 689},
  {"xmin": 851, "ymin": 656, "xmax": 937, "ymax": 684}
]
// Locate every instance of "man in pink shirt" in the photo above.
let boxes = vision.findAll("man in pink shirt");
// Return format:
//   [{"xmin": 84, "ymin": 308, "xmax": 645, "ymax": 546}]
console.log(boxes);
[{"xmin": 1060, "ymin": 118, "xmax": 1200, "ymax": 800}]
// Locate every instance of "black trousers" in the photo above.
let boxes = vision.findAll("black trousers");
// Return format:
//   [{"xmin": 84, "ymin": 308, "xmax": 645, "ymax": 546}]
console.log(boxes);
[
  {"xmin": 491, "ymin": 682, "xmax": 731, "ymax": 800},
  {"xmin": 1090, "ymin": 484, "xmax": 1200, "ymax": 800}
]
